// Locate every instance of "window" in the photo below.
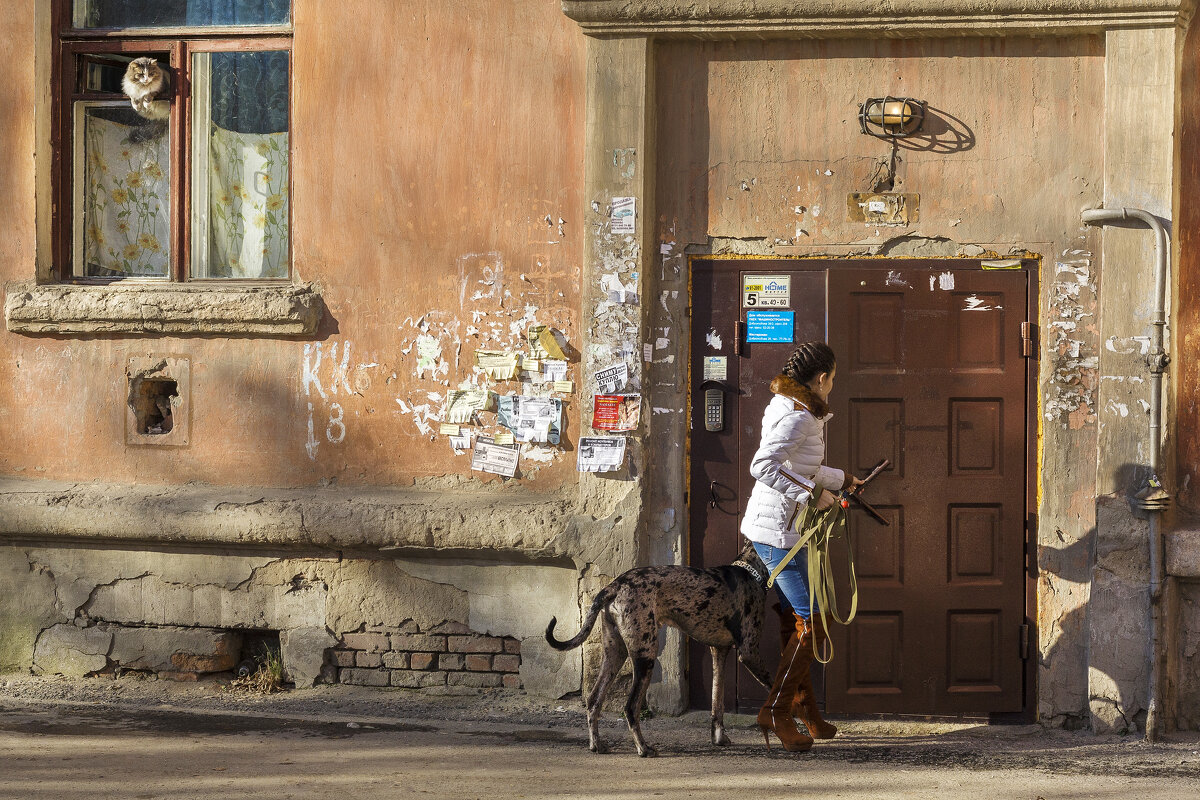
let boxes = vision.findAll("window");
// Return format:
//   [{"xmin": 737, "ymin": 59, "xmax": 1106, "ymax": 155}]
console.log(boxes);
[{"xmin": 55, "ymin": 1, "xmax": 292, "ymax": 282}]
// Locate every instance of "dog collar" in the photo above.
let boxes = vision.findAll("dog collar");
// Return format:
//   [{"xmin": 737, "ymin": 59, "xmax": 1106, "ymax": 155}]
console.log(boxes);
[{"xmin": 731, "ymin": 560, "xmax": 767, "ymax": 588}]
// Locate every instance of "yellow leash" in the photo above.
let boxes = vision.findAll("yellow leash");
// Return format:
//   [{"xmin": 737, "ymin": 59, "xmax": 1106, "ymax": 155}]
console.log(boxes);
[{"xmin": 766, "ymin": 499, "xmax": 859, "ymax": 664}]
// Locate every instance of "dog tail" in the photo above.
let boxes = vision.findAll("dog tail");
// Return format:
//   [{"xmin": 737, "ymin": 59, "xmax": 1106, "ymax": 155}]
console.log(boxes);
[{"xmin": 545, "ymin": 584, "xmax": 617, "ymax": 651}]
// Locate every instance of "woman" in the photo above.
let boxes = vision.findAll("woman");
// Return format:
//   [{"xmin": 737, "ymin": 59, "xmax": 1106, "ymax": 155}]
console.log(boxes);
[{"xmin": 740, "ymin": 341, "xmax": 861, "ymax": 752}]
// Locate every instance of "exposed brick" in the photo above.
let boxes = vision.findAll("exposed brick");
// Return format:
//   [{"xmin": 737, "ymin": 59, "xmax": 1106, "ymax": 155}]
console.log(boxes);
[
  {"xmin": 447, "ymin": 672, "xmax": 502, "ymax": 688},
  {"xmin": 447, "ymin": 635, "xmax": 503, "ymax": 654},
  {"xmin": 428, "ymin": 621, "xmax": 473, "ymax": 635},
  {"xmin": 492, "ymin": 654, "xmax": 520, "ymax": 673},
  {"xmin": 332, "ymin": 650, "xmax": 356, "ymax": 668},
  {"xmin": 356, "ymin": 651, "xmax": 383, "ymax": 668},
  {"xmin": 339, "ymin": 668, "xmax": 389, "ymax": 687},
  {"xmin": 391, "ymin": 670, "xmax": 447, "ymax": 689},
  {"xmin": 382, "ymin": 652, "xmax": 410, "ymax": 669},
  {"xmin": 465, "ymin": 654, "xmax": 492, "ymax": 672},
  {"xmin": 502, "ymin": 674, "xmax": 521, "ymax": 689},
  {"xmin": 438, "ymin": 653, "xmax": 464, "ymax": 671},
  {"xmin": 503, "ymin": 638, "xmax": 521, "ymax": 654},
  {"xmin": 409, "ymin": 652, "xmax": 436, "ymax": 670},
  {"xmin": 390, "ymin": 634, "xmax": 447, "ymax": 652},
  {"xmin": 342, "ymin": 632, "xmax": 390, "ymax": 652}
]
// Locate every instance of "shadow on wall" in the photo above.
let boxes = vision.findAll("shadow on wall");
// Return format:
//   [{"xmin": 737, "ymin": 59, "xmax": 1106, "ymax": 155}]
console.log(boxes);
[{"xmin": 1039, "ymin": 463, "xmax": 1155, "ymax": 734}]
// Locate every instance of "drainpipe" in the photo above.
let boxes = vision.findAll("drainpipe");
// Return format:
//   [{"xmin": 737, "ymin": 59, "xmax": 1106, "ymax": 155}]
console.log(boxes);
[{"xmin": 1081, "ymin": 207, "xmax": 1171, "ymax": 742}]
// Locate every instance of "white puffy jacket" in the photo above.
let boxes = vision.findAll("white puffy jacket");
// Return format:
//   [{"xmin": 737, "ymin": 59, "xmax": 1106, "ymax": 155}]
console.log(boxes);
[{"xmin": 740, "ymin": 376, "xmax": 846, "ymax": 549}]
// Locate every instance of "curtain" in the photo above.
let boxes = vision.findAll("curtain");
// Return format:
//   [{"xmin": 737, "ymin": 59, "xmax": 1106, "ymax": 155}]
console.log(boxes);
[
  {"xmin": 206, "ymin": 125, "xmax": 289, "ymax": 278},
  {"xmin": 82, "ymin": 113, "xmax": 171, "ymax": 277}
]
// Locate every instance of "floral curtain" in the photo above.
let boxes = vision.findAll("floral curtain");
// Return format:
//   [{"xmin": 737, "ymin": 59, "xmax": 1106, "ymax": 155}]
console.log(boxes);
[
  {"xmin": 206, "ymin": 125, "xmax": 289, "ymax": 278},
  {"xmin": 82, "ymin": 113, "xmax": 170, "ymax": 277},
  {"xmin": 81, "ymin": 112, "xmax": 288, "ymax": 279}
]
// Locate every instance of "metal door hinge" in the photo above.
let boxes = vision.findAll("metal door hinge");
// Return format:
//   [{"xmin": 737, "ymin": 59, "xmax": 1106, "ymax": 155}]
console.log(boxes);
[
  {"xmin": 1019, "ymin": 623, "xmax": 1031, "ymax": 660},
  {"xmin": 1020, "ymin": 322, "xmax": 1037, "ymax": 358}
]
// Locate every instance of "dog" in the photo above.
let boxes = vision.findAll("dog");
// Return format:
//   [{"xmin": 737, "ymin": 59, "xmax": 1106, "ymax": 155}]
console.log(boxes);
[{"xmin": 545, "ymin": 540, "xmax": 773, "ymax": 757}]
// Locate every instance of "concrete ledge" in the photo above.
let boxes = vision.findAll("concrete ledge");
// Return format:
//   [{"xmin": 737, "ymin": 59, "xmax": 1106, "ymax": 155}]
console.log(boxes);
[
  {"xmin": 4, "ymin": 280, "xmax": 323, "ymax": 336},
  {"xmin": 1166, "ymin": 525, "xmax": 1200, "ymax": 577},
  {"xmin": 561, "ymin": 0, "xmax": 1195, "ymax": 37},
  {"xmin": 0, "ymin": 478, "xmax": 577, "ymax": 556}
]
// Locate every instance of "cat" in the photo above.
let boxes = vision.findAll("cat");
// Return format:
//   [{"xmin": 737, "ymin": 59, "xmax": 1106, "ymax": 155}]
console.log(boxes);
[
  {"xmin": 121, "ymin": 57, "xmax": 171, "ymax": 144},
  {"xmin": 122, "ymin": 57, "xmax": 171, "ymax": 121}
]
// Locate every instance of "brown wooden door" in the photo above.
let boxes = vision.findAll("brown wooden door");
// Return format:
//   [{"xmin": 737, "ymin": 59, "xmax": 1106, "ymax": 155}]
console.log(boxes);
[
  {"xmin": 688, "ymin": 259, "xmax": 1032, "ymax": 715},
  {"xmin": 824, "ymin": 266, "xmax": 1030, "ymax": 715}
]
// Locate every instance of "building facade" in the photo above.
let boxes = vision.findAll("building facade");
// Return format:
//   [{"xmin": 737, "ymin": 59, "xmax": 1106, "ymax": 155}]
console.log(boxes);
[{"xmin": 2, "ymin": 0, "xmax": 1200, "ymax": 733}]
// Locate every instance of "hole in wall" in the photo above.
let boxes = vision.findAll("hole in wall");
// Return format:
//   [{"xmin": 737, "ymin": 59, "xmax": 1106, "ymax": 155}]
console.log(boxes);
[{"xmin": 130, "ymin": 377, "xmax": 178, "ymax": 434}]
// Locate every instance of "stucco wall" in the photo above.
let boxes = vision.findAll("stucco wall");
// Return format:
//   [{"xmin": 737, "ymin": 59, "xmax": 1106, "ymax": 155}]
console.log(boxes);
[{"xmin": 0, "ymin": 0, "xmax": 587, "ymax": 491}]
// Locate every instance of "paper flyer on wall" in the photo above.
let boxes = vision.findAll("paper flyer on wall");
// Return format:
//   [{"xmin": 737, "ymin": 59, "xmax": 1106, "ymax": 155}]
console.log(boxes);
[
  {"xmin": 449, "ymin": 429, "xmax": 473, "ymax": 452},
  {"xmin": 470, "ymin": 437, "xmax": 519, "ymax": 477},
  {"xmin": 592, "ymin": 393, "xmax": 641, "ymax": 432},
  {"xmin": 577, "ymin": 436, "xmax": 626, "ymax": 473},
  {"xmin": 497, "ymin": 395, "xmax": 562, "ymax": 444},
  {"xmin": 475, "ymin": 350, "xmax": 520, "ymax": 379},
  {"xmin": 527, "ymin": 325, "xmax": 567, "ymax": 361},
  {"xmin": 593, "ymin": 363, "xmax": 628, "ymax": 394},
  {"xmin": 611, "ymin": 196, "xmax": 636, "ymax": 234},
  {"xmin": 443, "ymin": 388, "xmax": 494, "ymax": 424},
  {"xmin": 600, "ymin": 273, "xmax": 638, "ymax": 305},
  {"xmin": 542, "ymin": 359, "xmax": 568, "ymax": 382}
]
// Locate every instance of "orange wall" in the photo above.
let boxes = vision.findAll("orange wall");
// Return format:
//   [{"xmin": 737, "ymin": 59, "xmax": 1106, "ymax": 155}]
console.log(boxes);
[{"xmin": 0, "ymin": 1, "xmax": 585, "ymax": 490}]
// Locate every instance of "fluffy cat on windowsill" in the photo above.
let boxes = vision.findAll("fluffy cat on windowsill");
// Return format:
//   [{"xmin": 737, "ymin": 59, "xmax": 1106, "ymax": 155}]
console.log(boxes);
[{"xmin": 122, "ymin": 57, "xmax": 171, "ymax": 143}]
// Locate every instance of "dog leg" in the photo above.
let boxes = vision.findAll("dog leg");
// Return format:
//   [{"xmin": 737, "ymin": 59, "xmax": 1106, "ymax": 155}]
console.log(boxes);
[
  {"xmin": 709, "ymin": 646, "xmax": 731, "ymax": 746},
  {"xmin": 624, "ymin": 653, "xmax": 658, "ymax": 758},
  {"xmin": 736, "ymin": 642, "xmax": 775, "ymax": 690},
  {"xmin": 585, "ymin": 614, "xmax": 625, "ymax": 755}
]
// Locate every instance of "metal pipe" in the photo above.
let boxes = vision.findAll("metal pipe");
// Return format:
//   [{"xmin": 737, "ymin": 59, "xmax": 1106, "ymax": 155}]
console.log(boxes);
[{"xmin": 1081, "ymin": 206, "xmax": 1170, "ymax": 741}]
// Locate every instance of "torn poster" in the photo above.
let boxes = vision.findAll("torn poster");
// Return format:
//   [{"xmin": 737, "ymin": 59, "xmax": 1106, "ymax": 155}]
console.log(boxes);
[
  {"xmin": 470, "ymin": 437, "xmax": 519, "ymax": 477},
  {"xmin": 494, "ymin": 431, "xmax": 514, "ymax": 445},
  {"xmin": 592, "ymin": 393, "xmax": 641, "ymax": 432},
  {"xmin": 543, "ymin": 359, "xmax": 568, "ymax": 382},
  {"xmin": 449, "ymin": 429, "xmax": 473, "ymax": 452},
  {"xmin": 611, "ymin": 196, "xmax": 636, "ymax": 234},
  {"xmin": 497, "ymin": 395, "xmax": 562, "ymax": 444},
  {"xmin": 577, "ymin": 436, "xmax": 626, "ymax": 473},
  {"xmin": 443, "ymin": 388, "xmax": 494, "ymax": 424},
  {"xmin": 527, "ymin": 325, "xmax": 567, "ymax": 361},
  {"xmin": 594, "ymin": 363, "xmax": 629, "ymax": 394},
  {"xmin": 475, "ymin": 350, "xmax": 520, "ymax": 379},
  {"xmin": 600, "ymin": 273, "xmax": 638, "ymax": 304}
]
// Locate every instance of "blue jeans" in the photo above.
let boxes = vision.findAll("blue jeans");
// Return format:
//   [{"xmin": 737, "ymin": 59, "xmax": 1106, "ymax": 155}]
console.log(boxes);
[{"xmin": 753, "ymin": 542, "xmax": 814, "ymax": 620}]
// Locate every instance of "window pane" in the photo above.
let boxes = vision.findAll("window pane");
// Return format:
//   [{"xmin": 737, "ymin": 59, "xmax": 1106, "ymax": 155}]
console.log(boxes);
[
  {"xmin": 75, "ymin": 104, "xmax": 171, "ymax": 279},
  {"xmin": 191, "ymin": 51, "xmax": 289, "ymax": 279},
  {"xmin": 73, "ymin": 0, "xmax": 289, "ymax": 29}
]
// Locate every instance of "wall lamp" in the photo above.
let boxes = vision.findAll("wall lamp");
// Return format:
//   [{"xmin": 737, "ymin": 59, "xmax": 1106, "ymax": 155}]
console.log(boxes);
[{"xmin": 859, "ymin": 97, "xmax": 927, "ymax": 138}]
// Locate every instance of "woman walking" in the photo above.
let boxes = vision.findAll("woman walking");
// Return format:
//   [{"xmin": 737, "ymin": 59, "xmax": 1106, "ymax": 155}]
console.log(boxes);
[{"xmin": 740, "ymin": 341, "xmax": 861, "ymax": 752}]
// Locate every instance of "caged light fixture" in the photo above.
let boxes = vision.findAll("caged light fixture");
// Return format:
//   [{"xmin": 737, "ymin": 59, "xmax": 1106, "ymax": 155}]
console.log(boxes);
[{"xmin": 859, "ymin": 97, "xmax": 927, "ymax": 138}]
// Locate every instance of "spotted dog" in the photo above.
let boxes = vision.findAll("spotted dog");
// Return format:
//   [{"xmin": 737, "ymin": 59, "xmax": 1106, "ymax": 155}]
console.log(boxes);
[{"xmin": 545, "ymin": 541, "xmax": 773, "ymax": 757}]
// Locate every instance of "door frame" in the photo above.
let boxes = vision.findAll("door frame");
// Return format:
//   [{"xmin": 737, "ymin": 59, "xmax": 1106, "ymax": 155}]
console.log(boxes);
[{"xmin": 685, "ymin": 255, "xmax": 1040, "ymax": 721}]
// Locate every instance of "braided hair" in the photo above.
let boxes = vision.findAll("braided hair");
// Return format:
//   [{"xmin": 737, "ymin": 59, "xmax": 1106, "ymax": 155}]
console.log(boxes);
[{"xmin": 781, "ymin": 341, "xmax": 836, "ymax": 386}]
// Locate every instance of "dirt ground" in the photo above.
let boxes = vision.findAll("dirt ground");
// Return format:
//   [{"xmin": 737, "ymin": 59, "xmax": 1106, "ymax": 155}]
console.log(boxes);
[{"xmin": 2, "ymin": 675, "xmax": 1199, "ymax": 799}]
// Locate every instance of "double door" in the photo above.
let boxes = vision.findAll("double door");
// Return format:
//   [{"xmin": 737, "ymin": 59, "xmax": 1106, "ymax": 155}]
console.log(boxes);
[{"xmin": 688, "ymin": 258, "xmax": 1034, "ymax": 716}]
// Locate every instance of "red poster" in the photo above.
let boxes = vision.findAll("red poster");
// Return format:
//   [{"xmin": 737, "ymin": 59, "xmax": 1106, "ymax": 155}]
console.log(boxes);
[{"xmin": 592, "ymin": 393, "xmax": 641, "ymax": 432}]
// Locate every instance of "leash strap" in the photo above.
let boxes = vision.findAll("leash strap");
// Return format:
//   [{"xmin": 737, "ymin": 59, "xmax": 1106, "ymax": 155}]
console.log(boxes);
[{"xmin": 765, "ymin": 497, "xmax": 859, "ymax": 665}]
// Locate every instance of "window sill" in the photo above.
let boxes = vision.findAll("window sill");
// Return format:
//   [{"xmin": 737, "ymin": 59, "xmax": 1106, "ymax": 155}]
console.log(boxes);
[{"xmin": 4, "ymin": 280, "xmax": 323, "ymax": 336}]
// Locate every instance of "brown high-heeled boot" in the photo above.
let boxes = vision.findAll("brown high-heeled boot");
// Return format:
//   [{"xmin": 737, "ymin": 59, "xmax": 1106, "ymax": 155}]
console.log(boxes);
[
  {"xmin": 772, "ymin": 604, "xmax": 837, "ymax": 737},
  {"xmin": 756, "ymin": 624, "xmax": 815, "ymax": 753},
  {"xmin": 794, "ymin": 614, "xmax": 838, "ymax": 739}
]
